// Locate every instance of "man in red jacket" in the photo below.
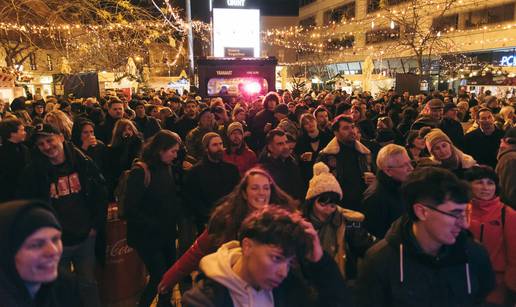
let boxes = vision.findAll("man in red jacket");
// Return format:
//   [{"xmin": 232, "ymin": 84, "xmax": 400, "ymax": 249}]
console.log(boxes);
[{"xmin": 223, "ymin": 122, "xmax": 257, "ymax": 176}]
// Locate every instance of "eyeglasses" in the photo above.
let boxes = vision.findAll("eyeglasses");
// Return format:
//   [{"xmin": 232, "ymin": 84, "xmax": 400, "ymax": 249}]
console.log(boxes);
[
  {"xmin": 316, "ymin": 195, "xmax": 339, "ymax": 207},
  {"xmin": 387, "ymin": 161, "xmax": 416, "ymax": 169},
  {"xmin": 420, "ymin": 204, "xmax": 470, "ymax": 223}
]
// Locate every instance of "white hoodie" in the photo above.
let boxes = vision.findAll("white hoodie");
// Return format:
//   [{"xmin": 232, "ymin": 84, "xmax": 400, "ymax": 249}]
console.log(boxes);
[{"xmin": 199, "ymin": 241, "xmax": 275, "ymax": 307}]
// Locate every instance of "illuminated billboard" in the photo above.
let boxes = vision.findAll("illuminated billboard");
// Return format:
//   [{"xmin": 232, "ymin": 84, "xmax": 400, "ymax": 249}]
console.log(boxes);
[{"xmin": 212, "ymin": 8, "xmax": 260, "ymax": 58}]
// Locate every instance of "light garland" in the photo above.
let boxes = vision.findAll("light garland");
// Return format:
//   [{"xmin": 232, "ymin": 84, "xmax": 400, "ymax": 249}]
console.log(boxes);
[{"xmin": 262, "ymin": 0, "xmax": 515, "ymax": 55}]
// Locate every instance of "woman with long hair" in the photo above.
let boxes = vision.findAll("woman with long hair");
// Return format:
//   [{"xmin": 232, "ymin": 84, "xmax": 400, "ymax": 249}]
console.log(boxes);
[
  {"xmin": 295, "ymin": 113, "xmax": 332, "ymax": 186},
  {"xmin": 158, "ymin": 167, "xmax": 295, "ymax": 294},
  {"xmin": 105, "ymin": 119, "xmax": 142, "ymax": 198},
  {"xmin": 124, "ymin": 130, "xmax": 182, "ymax": 307},
  {"xmin": 43, "ymin": 110, "xmax": 73, "ymax": 140}
]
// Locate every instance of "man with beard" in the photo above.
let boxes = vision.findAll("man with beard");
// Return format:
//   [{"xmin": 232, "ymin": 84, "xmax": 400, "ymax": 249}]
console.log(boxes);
[
  {"xmin": 223, "ymin": 122, "xmax": 257, "ymax": 176},
  {"xmin": 170, "ymin": 99, "xmax": 199, "ymax": 141},
  {"xmin": 186, "ymin": 108, "xmax": 218, "ymax": 163},
  {"xmin": 259, "ymin": 129, "xmax": 305, "ymax": 202},
  {"xmin": 317, "ymin": 115, "xmax": 373, "ymax": 211},
  {"xmin": 183, "ymin": 132, "xmax": 240, "ymax": 229},
  {"xmin": 463, "ymin": 108, "xmax": 504, "ymax": 169}
]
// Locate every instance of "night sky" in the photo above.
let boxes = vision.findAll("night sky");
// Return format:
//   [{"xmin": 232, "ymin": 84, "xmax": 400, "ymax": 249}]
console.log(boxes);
[
  {"xmin": 130, "ymin": 0, "xmax": 299, "ymax": 22},
  {"xmin": 191, "ymin": 0, "xmax": 299, "ymax": 21}
]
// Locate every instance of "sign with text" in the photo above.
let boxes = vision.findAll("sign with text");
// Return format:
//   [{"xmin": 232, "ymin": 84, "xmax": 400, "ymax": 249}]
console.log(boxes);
[
  {"xmin": 224, "ymin": 47, "xmax": 254, "ymax": 58},
  {"xmin": 213, "ymin": 8, "xmax": 260, "ymax": 58}
]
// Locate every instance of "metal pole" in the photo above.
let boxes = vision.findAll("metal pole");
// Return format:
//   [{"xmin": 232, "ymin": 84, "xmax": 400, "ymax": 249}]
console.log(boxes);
[{"xmin": 186, "ymin": 0, "xmax": 195, "ymax": 80}]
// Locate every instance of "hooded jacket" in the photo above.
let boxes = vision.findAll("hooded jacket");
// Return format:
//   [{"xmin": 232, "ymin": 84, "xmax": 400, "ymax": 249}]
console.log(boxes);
[
  {"xmin": 354, "ymin": 216, "xmax": 495, "ymax": 307},
  {"xmin": 469, "ymin": 197, "xmax": 516, "ymax": 305},
  {"xmin": 0, "ymin": 201, "xmax": 84, "ymax": 307},
  {"xmin": 182, "ymin": 241, "xmax": 352, "ymax": 307}
]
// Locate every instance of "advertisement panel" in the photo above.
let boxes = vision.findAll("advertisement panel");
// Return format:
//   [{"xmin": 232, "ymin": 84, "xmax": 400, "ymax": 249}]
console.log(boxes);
[{"xmin": 212, "ymin": 8, "xmax": 260, "ymax": 57}]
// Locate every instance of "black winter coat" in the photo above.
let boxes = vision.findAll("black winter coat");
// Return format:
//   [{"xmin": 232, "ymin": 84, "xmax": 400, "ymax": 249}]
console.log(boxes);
[
  {"xmin": 125, "ymin": 162, "xmax": 181, "ymax": 249},
  {"xmin": 133, "ymin": 115, "xmax": 161, "ymax": 140},
  {"xmin": 354, "ymin": 216, "xmax": 495, "ymax": 307},
  {"xmin": 463, "ymin": 128, "xmax": 504, "ymax": 169},
  {"xmin": 96, "ymin": 114, "xmax": 118, "ymax": 144},
  {"xmin": 182, "ymin": 158, "xmax": 240, "ymax": 225},
  {"xmin": 362, "ymin": 171, "xmax": 404, "ymax": 239},
  {"xmin": 0, "ymin": 141, "xmax": 30, "ymax": 202},
  {"xmin": 294, "ymin": 130, "xmax": 332, "ymax": 188},
  {"xmin": 439, "ymin": 118, "xmax": 465, "ymax": 150},
  {"xmin": 259, "ymin": 153, "xmax": 306, "ymax": 201},
  {"xmin": 248, "ymin": 109, "xmax": 277, "ymax": 152},
  {"xmin": 182, "ymin": 253, "xmax": 353, "ymax": 307}
]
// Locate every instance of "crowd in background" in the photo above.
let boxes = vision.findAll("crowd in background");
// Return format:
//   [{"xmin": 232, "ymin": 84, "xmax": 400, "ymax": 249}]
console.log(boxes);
[{"xmin": 0, "ymin": 85, "xmax": 516, "ymax": 307}]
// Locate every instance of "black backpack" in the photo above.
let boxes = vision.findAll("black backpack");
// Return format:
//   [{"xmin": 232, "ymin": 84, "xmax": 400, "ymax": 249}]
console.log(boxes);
[{"xmin": 114, "ymin": 161, "xmax": 151, "ymax": 219}]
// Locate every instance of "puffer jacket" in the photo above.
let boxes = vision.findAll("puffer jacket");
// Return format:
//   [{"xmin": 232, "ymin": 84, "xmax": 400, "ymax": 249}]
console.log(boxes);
[{"xmin": 354, "ymin": 215, "xmax": 495, "ymax": 307}]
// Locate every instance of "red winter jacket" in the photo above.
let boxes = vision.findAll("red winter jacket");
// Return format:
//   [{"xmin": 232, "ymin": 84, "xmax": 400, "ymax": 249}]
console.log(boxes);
[
  {"xmin": 223, "ymin": 147, "xmax": 258, "ymax": 176},
  {"xmin": 160, "ymin": 230, "xmax": 216, "ymax": 291},
  {"xmin": 468, "ymin": 197, "xmax": 516, "ymax": 305}
]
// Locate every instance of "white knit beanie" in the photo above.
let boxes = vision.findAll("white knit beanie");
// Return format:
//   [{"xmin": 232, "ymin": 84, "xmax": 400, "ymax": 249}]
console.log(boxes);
[{"xmin": 305, "ymin": 162, "xmax": 343, "ymax": 200}]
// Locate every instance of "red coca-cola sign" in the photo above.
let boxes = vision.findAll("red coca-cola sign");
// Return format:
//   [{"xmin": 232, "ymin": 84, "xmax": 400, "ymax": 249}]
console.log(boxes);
[{"xmin": 107, "ymin": 238, "xmax": 134, "ymax": 259}]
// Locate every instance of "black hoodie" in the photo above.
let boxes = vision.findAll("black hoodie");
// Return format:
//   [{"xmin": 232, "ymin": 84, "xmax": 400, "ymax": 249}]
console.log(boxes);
[
  {"xmin": 354, "ymin": 216, "xmax": 495, "ymax": 307},
  {"xmin": 0, "ymin": 200, "xmax": 84, "ymax": 307}
]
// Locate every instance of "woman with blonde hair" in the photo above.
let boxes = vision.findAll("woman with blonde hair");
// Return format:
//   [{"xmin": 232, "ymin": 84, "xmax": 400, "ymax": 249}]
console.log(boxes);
[{"xmin": 43, "ymin": 110, "xmax": 73, "ymax": 140}]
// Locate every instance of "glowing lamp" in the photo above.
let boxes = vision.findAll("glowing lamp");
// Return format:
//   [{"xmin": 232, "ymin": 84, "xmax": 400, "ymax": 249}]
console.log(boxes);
[{"xmin": 244, "ymin": 82, "xmax": 261, "ymax": 94}]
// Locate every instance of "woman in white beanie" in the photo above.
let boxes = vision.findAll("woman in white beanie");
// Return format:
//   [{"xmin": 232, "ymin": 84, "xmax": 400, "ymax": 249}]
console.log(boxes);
[
  {"xmin": 420, "ymin": 128, "xmax": 476, "ymax": 178},
  {"xmin": 302, "ymin": 162, "xmax": 376, "ymax": 282}
]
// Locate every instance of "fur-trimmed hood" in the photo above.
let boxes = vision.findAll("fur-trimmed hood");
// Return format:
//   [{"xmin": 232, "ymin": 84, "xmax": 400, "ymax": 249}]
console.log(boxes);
[{"xmin": 320, "ymin": 137, "xmax": 371, "ymax": 156}]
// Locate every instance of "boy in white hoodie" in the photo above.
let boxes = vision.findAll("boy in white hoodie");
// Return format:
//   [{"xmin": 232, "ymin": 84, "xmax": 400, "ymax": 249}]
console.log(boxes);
[{"xmin": 182, "ymin": 205, "xmax": 352, "ymax": 307}]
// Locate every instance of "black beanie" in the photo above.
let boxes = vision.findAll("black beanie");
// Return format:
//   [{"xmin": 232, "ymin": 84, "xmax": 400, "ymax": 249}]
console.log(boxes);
[{"xmin": 12, "ymin": 207, "xmax": 61, "ymax": 253}]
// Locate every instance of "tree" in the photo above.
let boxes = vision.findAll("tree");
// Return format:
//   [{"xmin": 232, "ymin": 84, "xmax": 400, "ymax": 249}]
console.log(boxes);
[
  {"xmin": 0, "ymin": 0, "xmax": 208, "ymax": 74},
  {"xmin": 373, "ymin": 0, "xmax": 459, "ymax": 75}
]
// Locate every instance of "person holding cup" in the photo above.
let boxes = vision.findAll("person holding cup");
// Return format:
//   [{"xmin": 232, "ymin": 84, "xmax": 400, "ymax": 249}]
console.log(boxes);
[
  {"xmin": 317, "ymin": 115, "xmax": 373, "ymax": 212},
  {"xmin": 295, "ymin": 114, "xmax": 332, "ymax": 187},
  {"xmin": 71, "ymin": 119, "xmax": 107, "ymax": 171}
]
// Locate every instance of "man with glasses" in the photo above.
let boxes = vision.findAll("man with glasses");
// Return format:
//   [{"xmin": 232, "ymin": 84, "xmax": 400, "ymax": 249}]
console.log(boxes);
[
  {"xmin": 362, "ymin": 144, "xmax": 414, "ymax": 238},
  {"xmin": 355, "ymin": 167, "xmax": 495, "ymax": 306}
]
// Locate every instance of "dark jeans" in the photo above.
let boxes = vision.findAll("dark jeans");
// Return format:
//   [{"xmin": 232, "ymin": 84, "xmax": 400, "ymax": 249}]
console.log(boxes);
[{"xmin": 136, "ymin": 243, "xmax": 176, "ymax": 307}]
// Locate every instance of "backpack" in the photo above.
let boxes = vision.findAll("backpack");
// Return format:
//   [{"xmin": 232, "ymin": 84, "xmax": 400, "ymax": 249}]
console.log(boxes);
[{"xmin": 114, "ymin": 161, "xmax": 151, "ymax": 219}]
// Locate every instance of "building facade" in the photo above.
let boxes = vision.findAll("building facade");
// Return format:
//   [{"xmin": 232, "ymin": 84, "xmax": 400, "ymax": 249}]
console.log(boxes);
[{"xmin": 273, "ymin": 0, "xmax": 516, "ymax": 92}]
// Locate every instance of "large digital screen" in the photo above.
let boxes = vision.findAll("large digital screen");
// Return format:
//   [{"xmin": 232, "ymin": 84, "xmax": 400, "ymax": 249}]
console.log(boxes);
[{"xmin": 212, "ymin": 8, "xmax": 260, "ymax": 58}]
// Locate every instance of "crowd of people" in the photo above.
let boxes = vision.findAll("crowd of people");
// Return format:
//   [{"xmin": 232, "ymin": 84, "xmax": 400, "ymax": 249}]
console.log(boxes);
[{"xmin": 0, "ymin": 86, "xmax": 515, "ymax": 307}]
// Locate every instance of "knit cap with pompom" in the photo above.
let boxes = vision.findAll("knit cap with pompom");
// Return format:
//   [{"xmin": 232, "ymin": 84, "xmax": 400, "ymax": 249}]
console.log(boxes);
[{"xmin": 305, "ymin": 162, "xmax": 343, "ymax": 200}]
